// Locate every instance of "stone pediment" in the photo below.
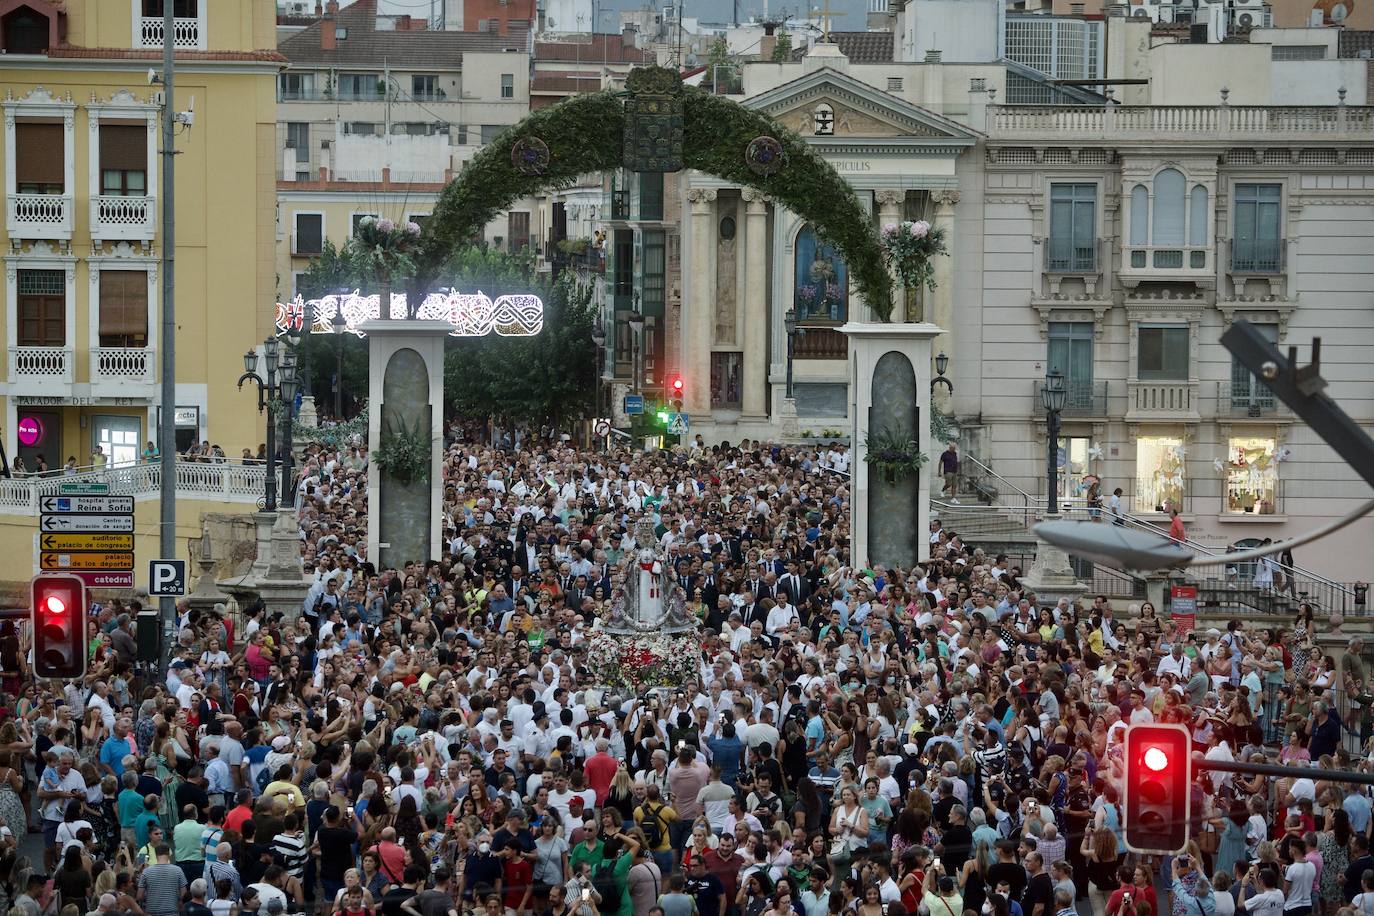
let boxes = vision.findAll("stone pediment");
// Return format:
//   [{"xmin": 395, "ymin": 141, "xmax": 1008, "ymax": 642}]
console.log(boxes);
[{"xmin": 745, "ymin": 67, "xmax": 980, "ymax": 151}]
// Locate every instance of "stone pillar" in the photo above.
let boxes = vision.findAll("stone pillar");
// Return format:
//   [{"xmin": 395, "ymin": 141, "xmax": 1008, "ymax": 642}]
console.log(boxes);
[
  {"xmin": 842, "ymin": 320, "xmax": 942, "ymax": 568},
  {"xmin": 363, "ymin": 320, "xmax": 450, "ymax": 567},
  {"xmin": 930, "ymin": 190, "xmax": 960, "ymax": 363},
  {"xmin": 686, "ymin": 188, "xmax": 717, "ymax": 417},
  {"xmin": 741, "ymin": 189, "xmax": 769, "ymax": 420},
  {"xmin": 874, "ymin": 189, "xmax": 908, "ymax": 320}
]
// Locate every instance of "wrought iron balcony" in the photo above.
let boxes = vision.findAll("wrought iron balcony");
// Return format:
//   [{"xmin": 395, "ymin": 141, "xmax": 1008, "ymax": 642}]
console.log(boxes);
[
  {"xmin": 1228, "ymin": 238, "xmax": 1285, "ymax": 274},
  {"xmin": 1044, "ymin": 239, "xmax": 1099, "ymax": 274},
  {"xmin": 1216, "ymin": 380, "xmax": 1288, "ymax": 417},
  {"xmin": 1033, "ymin": 379, "xmax": 1107, "ymax": 417}
]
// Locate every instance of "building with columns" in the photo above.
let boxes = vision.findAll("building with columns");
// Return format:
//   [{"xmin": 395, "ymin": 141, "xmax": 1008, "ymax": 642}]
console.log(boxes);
[{"xmin": 674, "ymin": 45, "xmax": 986, "ymax": 439}]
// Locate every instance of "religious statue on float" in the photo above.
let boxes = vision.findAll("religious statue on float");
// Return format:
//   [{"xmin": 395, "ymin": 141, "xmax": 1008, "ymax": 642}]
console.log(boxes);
[{"xmin": 604, "ymin": 516, "xmax": 694, "ymax": 633}]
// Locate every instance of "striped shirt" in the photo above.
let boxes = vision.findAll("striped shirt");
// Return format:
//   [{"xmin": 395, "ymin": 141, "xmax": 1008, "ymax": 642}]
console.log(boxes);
[
  {"xmin": 138, "ymin": 862, "xmax": 188, "ymax": 916},
  {"xmin": 200, "ymin": 825, "xmax": 223, "ymax": 861},
  {"xmin": 273, "ymin": 830, "xmax": 309, "ymax": 878},
  {"xmin": 204, "ymin": 859, "xmax": 242, "ymax": 901}
]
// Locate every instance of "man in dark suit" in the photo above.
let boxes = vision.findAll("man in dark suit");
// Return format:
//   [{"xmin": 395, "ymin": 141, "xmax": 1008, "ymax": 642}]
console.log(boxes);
[
  {"xmin": 778, "ymin": 560, "xmax": 809, "ymax": 607},
  {"xmin": 741, "ymin": 591, "xmax": 768, "ymax": 629}
]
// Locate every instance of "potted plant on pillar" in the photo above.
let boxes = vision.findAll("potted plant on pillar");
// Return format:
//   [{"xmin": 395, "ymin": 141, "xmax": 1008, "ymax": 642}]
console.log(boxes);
[
  {"xmin": 350, "ymin": 217, "xmax": 422, "ymax": 318},
  {"xmin": 880, "ymin": 220, "xmax": 947, "ymax": 321},
  {"xmin": 863, "ymin": 425, "xmax": 928, "ymax": 484}
]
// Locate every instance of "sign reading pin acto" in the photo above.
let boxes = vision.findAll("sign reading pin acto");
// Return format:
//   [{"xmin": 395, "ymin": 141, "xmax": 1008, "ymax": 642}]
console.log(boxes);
[{"xmin": 38, "ymin": 492, "xmax": 135, "ymax": 590}]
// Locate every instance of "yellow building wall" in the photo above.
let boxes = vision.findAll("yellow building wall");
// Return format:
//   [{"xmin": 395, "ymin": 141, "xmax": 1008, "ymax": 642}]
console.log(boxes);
[
  {"xmin": 63, "ymin": 1, "xmax": 279, "ymax": 55},
  {"xmin": 1, "ymin": 63, "xmax": 279, "ymax": 461}
]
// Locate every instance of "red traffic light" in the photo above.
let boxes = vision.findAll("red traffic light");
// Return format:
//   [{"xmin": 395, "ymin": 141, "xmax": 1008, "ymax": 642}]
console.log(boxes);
[
  {"xmin": 671, "ymin": 376, "xmax": 684, "ymax": 393},
  {"xmin": 31, "ymin": 573, "xmax": 87, "ymax": 680},
  {"xmin": 1123, "ymin": 723, "xmax": 1191, "ymax": 855}
]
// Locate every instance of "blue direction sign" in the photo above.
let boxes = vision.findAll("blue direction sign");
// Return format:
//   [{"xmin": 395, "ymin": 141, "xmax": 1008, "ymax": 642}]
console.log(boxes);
[{"xmin": 624, "ymin": 394, "xmax": 645, "ymax": 415}]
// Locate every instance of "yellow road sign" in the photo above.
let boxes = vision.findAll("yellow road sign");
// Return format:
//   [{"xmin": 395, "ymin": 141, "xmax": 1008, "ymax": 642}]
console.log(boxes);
[
  {"xmin": 39, "ymin": 552, "xmax": 134, "ymax": 571},
  {"xmin": 39, "ymin": 533, "xmax": 134, "ymax": 552}
]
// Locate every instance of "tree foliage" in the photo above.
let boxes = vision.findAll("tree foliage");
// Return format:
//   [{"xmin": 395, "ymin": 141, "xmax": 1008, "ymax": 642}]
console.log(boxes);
[
  {"xmin": 772, "ymin": 30, "xmax": 793, "ymax": 62},
  {"xmin": 443, "ymin": 272, "xmax": 596, "ymax": 426}
]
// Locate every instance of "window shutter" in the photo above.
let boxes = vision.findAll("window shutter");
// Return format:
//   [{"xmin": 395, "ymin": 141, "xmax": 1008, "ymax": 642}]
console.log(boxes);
[
  {"xmin": 99, "ymin": 124, "xmax": 147, "ymax": 172},
  {"xmin": 15, "ymin": 123, "xmax": 63, "ymax": 186},
  {"xmin": 99, "ymin": 271, "xmax": 149, "ymax": 342}
]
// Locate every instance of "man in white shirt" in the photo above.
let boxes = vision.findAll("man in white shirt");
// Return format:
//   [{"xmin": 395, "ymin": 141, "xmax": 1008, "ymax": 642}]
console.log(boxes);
[
  {"xmin": 1282, "ymin": 853, "xmax": 1316, "ymax": 914},
  {"xmin": 1156, "ymin": 643, "xmax": 1192, "ymax": 679},
  {"xmin": 765, "ymin": 597, "xmax": 798, "ymax": 636},
  {"xmin": 1239, "ymin": 867, "xmax": 1285, "ymax": 916}
]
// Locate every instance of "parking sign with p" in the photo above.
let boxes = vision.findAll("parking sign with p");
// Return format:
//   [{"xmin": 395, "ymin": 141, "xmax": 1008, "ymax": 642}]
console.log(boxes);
[{"xmin": 149, "ymin": 560, "xmax": 187, "ymax": 597}]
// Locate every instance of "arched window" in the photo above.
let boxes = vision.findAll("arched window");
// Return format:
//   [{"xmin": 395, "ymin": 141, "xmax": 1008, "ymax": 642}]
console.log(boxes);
[
  {"xmin": 1152, "ymin": 167, "xmax": 1185, "ymax": 246},
  {"xmin": 1129, "ymin": 185, "xmax": 1148, "ymax": 246},
  {"xmin": 813, "ymin": 103, "xmax": 834, "ymax": 136},
  {"xmin": 1189, "ymin": 184, "xmax": 1209, "ymax": 247},
  {"xmin": 794, "ymin": 225, "xmax": 848, "ymax": 322}
]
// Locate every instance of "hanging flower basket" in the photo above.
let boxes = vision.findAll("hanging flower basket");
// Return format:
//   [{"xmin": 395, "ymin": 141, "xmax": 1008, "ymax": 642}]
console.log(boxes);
[
  {"xmin": 881, "ymin": 220, "xmax": 949, "ymax": 292},
  {"xmin": 863, "ymin": 425, "xmax": 928, "ymax": 482}
]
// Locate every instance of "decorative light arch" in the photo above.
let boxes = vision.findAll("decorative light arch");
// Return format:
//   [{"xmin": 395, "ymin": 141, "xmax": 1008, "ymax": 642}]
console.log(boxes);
[{"xmin": 274, "ymin": 290, "xmax": 544, "ymax": 338}]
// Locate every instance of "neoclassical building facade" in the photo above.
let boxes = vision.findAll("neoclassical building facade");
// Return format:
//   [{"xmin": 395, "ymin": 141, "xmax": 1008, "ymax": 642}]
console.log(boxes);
[{"xmin": 676, "ymin": 54, "xmax": 980, "ymax": 438}]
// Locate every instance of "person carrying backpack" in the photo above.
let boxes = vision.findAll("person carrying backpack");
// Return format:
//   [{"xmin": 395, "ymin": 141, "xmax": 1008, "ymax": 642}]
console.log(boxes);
[{"xmin": 633, "ymin": 785, "xmax": 678, "ymax": 878}]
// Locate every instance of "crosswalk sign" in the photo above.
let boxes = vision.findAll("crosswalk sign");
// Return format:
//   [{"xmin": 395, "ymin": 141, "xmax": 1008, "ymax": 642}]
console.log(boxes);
[{"xmin": 667, "ymin": 413, "xmax": 689, "ymax": 435}]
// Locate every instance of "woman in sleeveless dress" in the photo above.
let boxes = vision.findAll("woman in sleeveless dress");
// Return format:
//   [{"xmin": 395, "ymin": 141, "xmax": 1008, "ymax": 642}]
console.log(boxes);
[{"xmin": 0, "ymin": 751, "xmax": 25, "ymax": 838}]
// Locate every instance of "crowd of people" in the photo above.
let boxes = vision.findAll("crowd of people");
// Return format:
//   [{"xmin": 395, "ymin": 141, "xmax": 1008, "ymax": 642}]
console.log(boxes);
[{"xmin": 0, "ymin": 426, "xmax": 1371, "ymax": 916}]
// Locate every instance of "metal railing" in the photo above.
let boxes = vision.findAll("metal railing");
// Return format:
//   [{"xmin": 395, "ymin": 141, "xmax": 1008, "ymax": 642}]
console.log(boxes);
[
  {"xmin": 942, "ymin": 453, "xmax": 1355, "ymax": 611},
  {"xmin": 1044, "ymin": 239, "xmax": 1098, "ymax": 273},
  {"xmin": 0, "ymin": 459, "xmax": 265, "ymax": 512},
  {"xmin": 1229, "ymin": 237, "xmax": 1285, "ymax": 274},
  {"xmin": 1216, "ymin": 380, "xmax": 1282, "ymax": 417},
  {"xmin": 1032, "ymin": 379, "xmax": 1107, "ymax": 417}
]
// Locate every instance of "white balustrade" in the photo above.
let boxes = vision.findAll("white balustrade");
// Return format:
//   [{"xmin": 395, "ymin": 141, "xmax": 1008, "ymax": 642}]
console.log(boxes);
[
  {"xmin": 92, "ymin": 348, "xmax": 155, "ymax": 384},
  {"xmin": 91, "ymin": 196, "xmax": 155, "ymax": 240},
  {"xmin": 6, "ymin": 193, "xmax": 73, "ymax": 240},
  {"xmin": 990, "ymin": 105, "xmax": 1374, "ymax": 139},
  {"xmin": 139, "ymin": 16, "xmax": 204, "ymax": 49},
  {"xmin": 1127, "ymin": 381, "xmax": 1199, "ymax": 421},
  {"xmin": 9, "ymin": 346, "xmax": 72, "ymax": 383},
  {"xmin": 0, "ymin": 460, "xmax": 266, "ymax": 513}
]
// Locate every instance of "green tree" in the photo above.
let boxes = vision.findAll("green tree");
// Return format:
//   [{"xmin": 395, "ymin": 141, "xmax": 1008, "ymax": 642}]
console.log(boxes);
[
  {"xmin": 772, "ymin": 29, "xmax": 792, "ymax": 62},
  {"xmin": 443, "ymin": 273, "xmax": 597, "ymax": 428},
  {"xmin": 707, "ymin": 38, "xmax": 741, "ymax": 93}
]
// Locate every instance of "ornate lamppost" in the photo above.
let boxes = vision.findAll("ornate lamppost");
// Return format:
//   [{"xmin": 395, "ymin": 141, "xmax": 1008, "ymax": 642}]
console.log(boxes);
[{"xmin": 237, "ymin": 337, "xmax": 299, "ymax": 511}]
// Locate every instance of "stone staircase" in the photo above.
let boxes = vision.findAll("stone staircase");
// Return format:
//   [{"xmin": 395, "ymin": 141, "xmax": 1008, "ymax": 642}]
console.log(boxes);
[{"xmin": 930, "ymin": 502, "xmax": 1040, "ymax": 555}]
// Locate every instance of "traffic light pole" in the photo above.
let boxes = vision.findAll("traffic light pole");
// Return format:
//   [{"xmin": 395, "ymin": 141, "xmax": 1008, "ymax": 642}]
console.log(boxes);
[{"xmin": 1196, "ymin": 757, "xmax": 1374, "ymax": 787}]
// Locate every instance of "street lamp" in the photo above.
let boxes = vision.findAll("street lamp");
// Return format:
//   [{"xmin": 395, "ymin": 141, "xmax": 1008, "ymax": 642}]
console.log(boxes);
[
  {"xmin": 1041, "ymin": 366, "xmax": 1067, "ymax": 515},
  {"xmin": 783, "ymin": 307, "xmax": 806, "ymax": 400},
  {"xmin": 280, "ymin": 329, "xmax": 302, "ymax": 508},
  {"xmin": 237, "ymin": 336, "xmax": 299, "ymax": 511},
  {"xmin": 931, "ymin": 351, "xmax": 953, "ymax": 395},
  {"xmin": 332, "ymin": 302, "xmax": 348, "ymax": 420}
]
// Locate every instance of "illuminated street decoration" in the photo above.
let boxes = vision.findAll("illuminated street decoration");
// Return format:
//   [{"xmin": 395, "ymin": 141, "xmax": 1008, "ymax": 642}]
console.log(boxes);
[{"xmin": 274, "ymin": 290, "xmax": 544, "ymax": 338}]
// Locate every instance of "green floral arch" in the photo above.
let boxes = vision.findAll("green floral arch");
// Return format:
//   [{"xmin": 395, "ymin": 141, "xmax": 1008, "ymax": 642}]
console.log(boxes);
[{"xmin": 415, "ymin": 68, "xmax": 895, "ymax": 321}]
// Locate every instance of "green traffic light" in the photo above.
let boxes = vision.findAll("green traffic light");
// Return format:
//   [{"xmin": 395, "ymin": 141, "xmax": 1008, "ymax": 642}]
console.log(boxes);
[{"xmin": 656, "ymin": 411, "xmax": 669, "ymax": 422}]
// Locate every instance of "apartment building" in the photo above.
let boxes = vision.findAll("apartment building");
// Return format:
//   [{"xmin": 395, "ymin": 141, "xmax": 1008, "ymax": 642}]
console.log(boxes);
[
  {"xmin": 275, "ymin": 0, "xmax": 535, "ymax": 300},
  {"xmin": 0, "ymin": 0, "xmax": 279, "ymax": 467}
]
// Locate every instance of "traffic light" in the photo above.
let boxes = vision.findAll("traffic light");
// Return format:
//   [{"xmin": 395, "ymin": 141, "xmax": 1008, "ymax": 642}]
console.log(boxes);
[
  {"xmin": 1123, "ymin": 723, "xmax": 1191, "ymax": 854},
  {"xmin": 670, "ymin": 376, "xmax": 684, "ymax": 410},
  {"xmin": 31, "ymin": 573, "xmax": 87, "ymax": 680}
]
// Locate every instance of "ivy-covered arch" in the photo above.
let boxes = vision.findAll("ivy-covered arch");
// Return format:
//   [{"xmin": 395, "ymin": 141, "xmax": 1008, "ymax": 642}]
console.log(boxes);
[{"xmin": 415, "ymin": 67, "xmax": 895, "ymax": 321}]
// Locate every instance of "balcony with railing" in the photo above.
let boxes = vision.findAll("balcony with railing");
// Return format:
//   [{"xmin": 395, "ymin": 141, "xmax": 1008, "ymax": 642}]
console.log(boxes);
[
  {"xmin": 989, "ymin": 104, "xmax": 1374, "ymax": 139},
  {"xmin": 0, "ymin": 460, "xmax": 265, "ymax": 513},
  {"xmin": 1034, "ymin": 379, "xmax": 1108, "ymax": 417},
  {"xmin": 610, "ymin": 190, "xmax": 630, "ymax": 221},
  {"xmin": 91, "ymin": 195, "xmax": 155, "ymax": 242},
  {"xmin": 1044, "ymin": 238, "xmax": 1098, "ymax": 274},
  {"xmin": 137, "ymin": 16, "xmax": 205, "ymax": 50},
  {"xmin": 1126, "ymin": 379, "xmax": 1200, "ymax": 421},
  {"xmin": 7, "ymin": 192, "xmax": 73, "ymax": 241},
  {"xmin": 1216, "ymin": 380, "xmax": 1289, "ymax": 418},
  {"xmin": 91, "ymin": 348, "xmax": 156, "ymax": 389},
  {"xmin": 1228, "ymin": 237, "xmax": 1286, "ymax": 274},
  {"xmin": 8, "ymin": 346, "xmax": 73, "ymax": 393},
  {"xmin": 1119, "ymin": 244, "xmax": 1213, "ymax": 286}
]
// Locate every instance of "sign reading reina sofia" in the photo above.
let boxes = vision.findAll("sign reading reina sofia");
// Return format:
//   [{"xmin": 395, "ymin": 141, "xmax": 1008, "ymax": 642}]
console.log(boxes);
[{"xmin": 274, "ymin": 290, "xmax": 544, "ymax": 338}]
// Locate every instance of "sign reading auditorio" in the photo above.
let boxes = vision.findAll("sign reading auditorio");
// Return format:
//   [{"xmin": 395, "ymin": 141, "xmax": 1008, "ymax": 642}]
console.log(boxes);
[{"xmin": 274, "ymin": 290, "xmax": 545, "ymax": 338}]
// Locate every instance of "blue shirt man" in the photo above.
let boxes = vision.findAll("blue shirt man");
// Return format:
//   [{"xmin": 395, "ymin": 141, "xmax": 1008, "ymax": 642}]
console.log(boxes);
[
  {"xmin": 100, "ymin": 730, "xmax": 134, "ymax": 778},
  {"xmin": 706, "ymin": 727, "xmax": 745, "ymax": 786}
]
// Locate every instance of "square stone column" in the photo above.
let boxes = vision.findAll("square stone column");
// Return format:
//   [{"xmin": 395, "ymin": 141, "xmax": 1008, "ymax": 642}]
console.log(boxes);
[
  {"xmin": 363, "ymin": 320, "xmax": 450, "ymax": 568},
  {"xmin": 842, "ymin": 321, "xmax": 943, "ymax": 569},
  {"xmin": 685, "ymin": 188, "xmax": 717, "ymax": 416},
  {"xmin": 741, "ymin": 189, "xmax": 769, "ymax": 421}
]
